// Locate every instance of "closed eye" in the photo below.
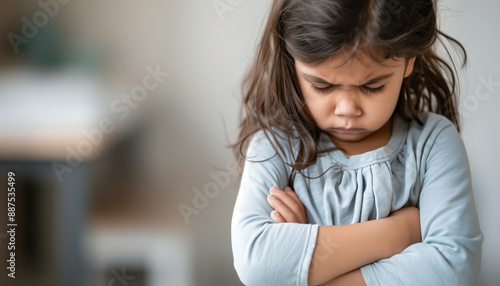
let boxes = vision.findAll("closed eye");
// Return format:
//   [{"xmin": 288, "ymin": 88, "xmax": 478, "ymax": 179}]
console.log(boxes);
[
  {"xmin": 312, "ymin": 85, "xmax": 385, "ymax": 94},
  {"xmin": 361, "ymin": 85, "xmax": 385, "ymax": 94},
  {"xmin": 312, "ymin": 85, "xmax": 335, "ymax": 94}
]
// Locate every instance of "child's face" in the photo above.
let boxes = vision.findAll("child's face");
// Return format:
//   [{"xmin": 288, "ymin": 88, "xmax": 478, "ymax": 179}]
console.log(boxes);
[{"xmin": 295, "ymin": 51, "xmax": 414, "ymax": 154}]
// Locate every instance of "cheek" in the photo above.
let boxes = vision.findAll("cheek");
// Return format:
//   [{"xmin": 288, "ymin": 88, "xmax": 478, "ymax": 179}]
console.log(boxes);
[
  {"xmin": 375, "ymin": 81, "xmax": 402, "ymax": 106},
  {"xmin": 385, "ymin": 82, "xmax": 403, "ymax": 108},
  {"xmin": 379, "ymin": 95, "xmax": 400, "ymax": 123},
  {"xmin": 298, "ymin": 80, "xmax": 327, "ymax": 120},
  {"xmin": 362, "ymin": 85, "xmax": 401, "ymax": 121},
  {"xmin": 302, "ymin": 91, "xmax": 332, "ymax": 122}
]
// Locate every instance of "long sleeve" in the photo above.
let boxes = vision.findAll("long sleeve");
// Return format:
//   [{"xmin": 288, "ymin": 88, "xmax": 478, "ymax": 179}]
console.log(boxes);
[
  {"xmin": 231, "ymin": 131, "xmax": 319, "ymax": 286},
  {"xmin": 360, "ymin": 122, "xmax": 484, "ymax": 286}
]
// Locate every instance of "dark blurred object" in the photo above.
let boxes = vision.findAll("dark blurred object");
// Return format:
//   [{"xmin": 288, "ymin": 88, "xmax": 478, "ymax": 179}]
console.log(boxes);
[
  {"xmin": 0, "ymin": 1, "xmax": 33, "ymax": 67},
  {"xmin": 12, "ymin": 21, "xmax": 67, "ymax": 68},
  {"xmin": 0, "ymin": 1, "xmax": 107, "ymax": 71},
  {"xmin": 0, "ymin": 161, "xmax": 90, "ymax": 286},
  {"xmin": 0, "ymin": 1, "xmax": 67, "ymax": 68}
]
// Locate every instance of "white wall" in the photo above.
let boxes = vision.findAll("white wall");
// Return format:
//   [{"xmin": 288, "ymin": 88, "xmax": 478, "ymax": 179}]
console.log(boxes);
[{"xmin": 439, "ymin": 0, "xmax": 500, "ymax": 285}]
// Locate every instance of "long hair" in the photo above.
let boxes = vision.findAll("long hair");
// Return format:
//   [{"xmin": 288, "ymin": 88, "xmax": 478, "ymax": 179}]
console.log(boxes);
[{"xmin": 231, "ymin": 0, "xmax": 465, "ymax": 181}]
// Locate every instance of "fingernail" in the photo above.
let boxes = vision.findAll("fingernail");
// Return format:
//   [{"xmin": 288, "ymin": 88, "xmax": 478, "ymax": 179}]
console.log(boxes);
[
  {"xmin": 270, "ymin": 187, "xmax": 279, "ymax": 193},
  {"xmin": 285, "ymin": 187, "xmax": 292, "ymax": 192},
  {"xmin": 269, "ymin": 194, "xmax": 276, "ymax": 200},
  {"xmin": 274, "ymin": 211, "xmax": 280, "ymax": 217}
]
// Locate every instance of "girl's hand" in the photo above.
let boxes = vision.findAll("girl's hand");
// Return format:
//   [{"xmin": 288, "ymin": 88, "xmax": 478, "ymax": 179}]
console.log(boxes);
[{"xmin": 267, "ymin": 186, "xmax": 307, "ymax": 224}]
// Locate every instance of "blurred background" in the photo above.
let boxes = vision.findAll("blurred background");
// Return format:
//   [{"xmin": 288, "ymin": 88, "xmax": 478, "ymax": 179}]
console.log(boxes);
[{"xmin": 0, "ymin": 0, "xmax": 497, "ymax": 285}]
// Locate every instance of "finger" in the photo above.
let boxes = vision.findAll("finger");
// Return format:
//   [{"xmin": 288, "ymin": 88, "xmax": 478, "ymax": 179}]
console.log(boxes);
[
  {"xmin": 269, "ymin": 187, "xmax": 304, "ymax": 219},
  {"xmin": 267, "ymin": 193, "xmax": 299, "ymax": 223},
  {"xmin": 270, "ymin": 210, "xmax": 286, "ymax": 223},
  {"xmin": 284, "ymin": 186, "xmax": 303, "ymax": 206},
  {"xmin": 285, "ymin": 187, "xmax": 306, "ymax": 219}
]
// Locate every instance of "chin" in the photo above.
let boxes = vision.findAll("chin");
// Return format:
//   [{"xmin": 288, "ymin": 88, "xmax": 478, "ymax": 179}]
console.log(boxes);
[{"xmin": 329, "ymin": 132, "xmax": 370, "ymax": 142}]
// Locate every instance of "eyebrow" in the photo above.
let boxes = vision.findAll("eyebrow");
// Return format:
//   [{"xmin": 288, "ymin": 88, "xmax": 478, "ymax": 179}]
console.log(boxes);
[{"xmin": 301, "ymin": 72, "xmax": 395, "ymax": 86}]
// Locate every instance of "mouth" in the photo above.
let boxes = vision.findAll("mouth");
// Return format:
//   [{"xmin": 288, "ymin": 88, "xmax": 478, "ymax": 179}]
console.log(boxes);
[{"xmin": 329, "ymin": 128, "xmax": 365, "ymax": 134}]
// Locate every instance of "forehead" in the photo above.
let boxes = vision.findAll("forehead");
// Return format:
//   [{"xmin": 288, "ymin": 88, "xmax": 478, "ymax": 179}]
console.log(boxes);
[{"xmin": 295, "ymin": 51, "xmax": 405, "ymax": 83}]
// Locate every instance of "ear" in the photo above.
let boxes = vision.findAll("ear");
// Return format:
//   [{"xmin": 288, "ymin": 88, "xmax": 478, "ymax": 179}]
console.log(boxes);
[{"xmin": 404, "ymin": 57, "xmax": 416, "ymax": 78}]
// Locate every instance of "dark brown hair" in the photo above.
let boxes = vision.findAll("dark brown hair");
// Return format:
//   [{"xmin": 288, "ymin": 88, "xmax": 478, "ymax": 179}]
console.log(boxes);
[{"xmin": 231, "ymin": 0, "xmax": 465, "ymax": 181}]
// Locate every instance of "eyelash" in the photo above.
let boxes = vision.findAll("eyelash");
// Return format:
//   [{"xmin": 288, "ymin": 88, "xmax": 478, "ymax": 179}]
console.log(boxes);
[{"xmin": 312, "ymin": 85, "xmax": 385, "ymax": 94}]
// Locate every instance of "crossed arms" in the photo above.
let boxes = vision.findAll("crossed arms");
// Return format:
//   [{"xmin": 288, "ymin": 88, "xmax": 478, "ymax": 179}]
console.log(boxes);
[{"xmin": 267, "ymin": 186, "xmax": 421, "ymax": 286}]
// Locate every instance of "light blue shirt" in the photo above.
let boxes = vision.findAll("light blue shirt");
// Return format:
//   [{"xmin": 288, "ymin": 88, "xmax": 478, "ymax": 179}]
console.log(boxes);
[{"xmin": 231, "ymin": 113, "xmax": 483, "ymax": 286}]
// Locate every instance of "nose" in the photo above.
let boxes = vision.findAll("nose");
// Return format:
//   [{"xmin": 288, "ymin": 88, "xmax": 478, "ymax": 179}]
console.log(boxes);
[{"xmin": 334, "ymin": 93, "xmax": 362, "ymax": 118}]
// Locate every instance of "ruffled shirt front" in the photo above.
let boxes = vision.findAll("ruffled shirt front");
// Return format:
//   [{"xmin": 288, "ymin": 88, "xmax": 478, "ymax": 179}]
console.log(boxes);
[{"xmin": 231, "ymin": 113, "xmax": 483, "ymax": 286}]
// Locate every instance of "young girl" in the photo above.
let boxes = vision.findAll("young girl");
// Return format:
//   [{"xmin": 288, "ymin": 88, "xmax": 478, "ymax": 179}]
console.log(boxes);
[{"xmin": 231, "ymin": 0, "xmax": 483, "ymax": 285}]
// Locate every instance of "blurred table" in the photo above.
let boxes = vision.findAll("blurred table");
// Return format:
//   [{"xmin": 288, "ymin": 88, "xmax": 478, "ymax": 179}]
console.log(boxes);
[{"xmin": 0, "ymin": 67, "xmax": 122, "ymax": 286}]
